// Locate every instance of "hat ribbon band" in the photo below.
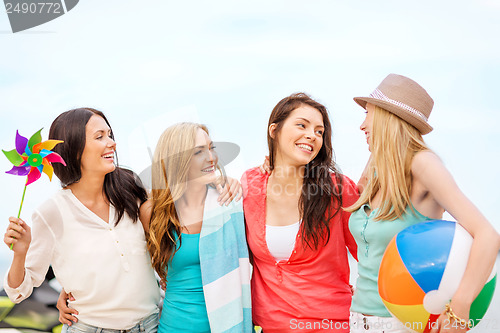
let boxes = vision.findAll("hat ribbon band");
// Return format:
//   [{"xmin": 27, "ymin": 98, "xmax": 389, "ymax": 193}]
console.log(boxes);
[{"xmin": 369, "ymin": 89, "xmax": 428, "ymax": 122}]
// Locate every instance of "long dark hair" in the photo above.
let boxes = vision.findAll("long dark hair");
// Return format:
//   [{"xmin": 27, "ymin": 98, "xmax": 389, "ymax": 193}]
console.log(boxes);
[
  {"xmin": 267, "ymin": 93, "xmax": 344, "ymax": 250},
  {"xmin": 49, "ymin": 108, "xmax": 147, "ymax": 224}
]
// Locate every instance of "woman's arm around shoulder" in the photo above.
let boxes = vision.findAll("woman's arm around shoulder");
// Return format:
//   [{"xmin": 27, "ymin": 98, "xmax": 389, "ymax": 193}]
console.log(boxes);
[
  {"xmin": 336, "ymin": 173, "xmax": 359, "ymax": 261},
  {"xmin": 215, "ymin": 177, "xmax": 243, "ymax": 206},
  {"xmin": 339, "ymin": 174, "xmax": 360, "ymax": 207}
]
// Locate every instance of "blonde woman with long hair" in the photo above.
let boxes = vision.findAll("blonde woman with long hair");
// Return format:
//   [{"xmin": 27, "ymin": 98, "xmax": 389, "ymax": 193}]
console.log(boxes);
[
  {"xmin": 347, "ymin": 74, "xmax": 500, "ymax": 333},
  {"xmin": 140, "ymin": 122, "xmax": 252, "ymax": 333}
]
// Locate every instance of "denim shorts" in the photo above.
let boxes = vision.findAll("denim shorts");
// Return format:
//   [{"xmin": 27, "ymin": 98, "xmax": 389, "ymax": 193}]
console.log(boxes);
[{"xmin": 63, "ymin": 312, "xmax": 159, "ymax": 333}]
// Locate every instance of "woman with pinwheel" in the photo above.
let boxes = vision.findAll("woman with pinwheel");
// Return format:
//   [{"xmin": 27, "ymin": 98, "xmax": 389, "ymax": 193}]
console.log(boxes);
[{"xmin": 3, "ymin": 108, "xmax": 161, "ymax": 333}]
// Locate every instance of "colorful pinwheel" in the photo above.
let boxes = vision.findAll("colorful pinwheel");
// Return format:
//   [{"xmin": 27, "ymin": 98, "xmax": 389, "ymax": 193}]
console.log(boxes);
[
  {"xmin": 3, "ymin": 129, "xmax": 66, "ymax": 185},
  {"xmin": 3, "ymin": 129, "xmax": 66, "ymax": 249}
]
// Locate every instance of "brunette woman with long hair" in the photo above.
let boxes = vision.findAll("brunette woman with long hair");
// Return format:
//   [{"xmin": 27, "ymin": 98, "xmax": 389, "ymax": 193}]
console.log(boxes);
[
  {"xmin": 3, "ymin": 108, "xmax": 160, "ymax": 332},
  {"xmin": 242, "ymin": 93, "xmax": 359, "ymax": 332}
]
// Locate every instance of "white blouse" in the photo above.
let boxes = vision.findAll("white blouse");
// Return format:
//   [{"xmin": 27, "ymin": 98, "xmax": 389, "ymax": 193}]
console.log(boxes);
[
  {"xmin": 3, "ymin": 189, "xmax": 160, "ymax": 329},
  {"xmin": 265, "ymin": 221, "xmax": 300, "ymax": 262}
]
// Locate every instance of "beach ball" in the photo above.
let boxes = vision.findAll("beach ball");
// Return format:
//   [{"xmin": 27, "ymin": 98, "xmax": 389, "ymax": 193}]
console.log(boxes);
[{"xmin": 378, "ymin": 220, "xmax": 497, "ymax": 333}]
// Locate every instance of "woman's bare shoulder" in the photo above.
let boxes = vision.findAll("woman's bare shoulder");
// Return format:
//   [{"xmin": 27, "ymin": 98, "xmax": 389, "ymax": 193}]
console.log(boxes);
[{"xmin": 139, "ymin": 199, "xmax": 153, "ymax": 232}]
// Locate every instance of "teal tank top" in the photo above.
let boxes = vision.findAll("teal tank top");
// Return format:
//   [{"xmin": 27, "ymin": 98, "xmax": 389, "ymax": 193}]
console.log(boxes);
[
  {"xmin": 349, "ymin": 204, "xmax": 431, "ymax": 317},
  {"xmin": 158, "ymin": 233, "xmax": 210, "ymax": 333}
]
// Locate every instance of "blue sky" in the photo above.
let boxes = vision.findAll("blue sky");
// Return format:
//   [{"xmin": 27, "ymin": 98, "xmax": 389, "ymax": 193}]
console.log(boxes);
[{"xmin": 0, "ymin": 0, "xmax": 499, "ymax": 281}]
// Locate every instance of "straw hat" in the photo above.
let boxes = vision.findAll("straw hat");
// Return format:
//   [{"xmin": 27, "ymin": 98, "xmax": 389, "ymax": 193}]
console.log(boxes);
[{"xmin": 354, "ymin": 74, "xmax": 434, "ymax": 134}]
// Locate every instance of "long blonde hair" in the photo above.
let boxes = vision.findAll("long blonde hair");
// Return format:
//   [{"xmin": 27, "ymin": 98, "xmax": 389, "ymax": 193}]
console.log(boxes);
[
  {"xmin": 347, "ymin": 106, "xmax": 430, "ymax": 221},
  {"xmin": 147, "ymin": 122, "xmax": 215, "ymax": 282}
]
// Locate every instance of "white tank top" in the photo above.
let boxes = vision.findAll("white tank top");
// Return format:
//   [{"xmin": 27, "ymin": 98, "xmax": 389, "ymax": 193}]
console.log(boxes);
[{"xmin": 266, "ymin": 221, "xmax": 300, "ymax": 262}]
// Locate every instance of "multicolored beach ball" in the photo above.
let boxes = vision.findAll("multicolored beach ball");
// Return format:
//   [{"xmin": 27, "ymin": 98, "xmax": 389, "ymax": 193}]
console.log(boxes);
[{"xmin": 378, "ymin": 220, "xmax": 497, "ymax": 333}]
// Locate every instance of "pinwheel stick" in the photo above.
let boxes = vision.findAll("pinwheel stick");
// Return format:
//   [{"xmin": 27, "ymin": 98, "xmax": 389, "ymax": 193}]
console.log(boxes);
[{"xmin": 18, "ymin": 184, "xmax": 27, "ymax": 219}]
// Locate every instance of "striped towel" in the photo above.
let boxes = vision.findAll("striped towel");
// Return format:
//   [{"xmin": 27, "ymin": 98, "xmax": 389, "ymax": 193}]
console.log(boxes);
[{"xmin": 199, "ymin": 187, "xmax": 253, "ymax": 333}]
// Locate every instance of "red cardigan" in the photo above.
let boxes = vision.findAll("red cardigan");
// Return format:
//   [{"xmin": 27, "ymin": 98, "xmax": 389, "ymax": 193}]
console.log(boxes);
[{"xmin": 241, "ymin": 167, "xmax": 359, "ymax": 333}]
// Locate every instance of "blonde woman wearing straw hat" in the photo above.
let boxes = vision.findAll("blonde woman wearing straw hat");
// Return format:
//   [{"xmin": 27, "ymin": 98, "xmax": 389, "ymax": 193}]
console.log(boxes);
[{"xmin": 347, "ymin": 74, "xmax": 500, "ymax": 333}]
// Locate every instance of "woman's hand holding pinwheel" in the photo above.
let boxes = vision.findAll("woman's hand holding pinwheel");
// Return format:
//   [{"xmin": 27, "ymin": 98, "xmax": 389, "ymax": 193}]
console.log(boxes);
[{"xmin": 4, "ymin": 217, "xmax": 31, "ymax": 254}]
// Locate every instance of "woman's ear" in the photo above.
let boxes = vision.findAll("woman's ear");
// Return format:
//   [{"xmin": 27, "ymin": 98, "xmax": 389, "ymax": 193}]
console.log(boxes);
[{"xmin": 269, "ymin": 123, "xmax": 277, "ymax": 139}]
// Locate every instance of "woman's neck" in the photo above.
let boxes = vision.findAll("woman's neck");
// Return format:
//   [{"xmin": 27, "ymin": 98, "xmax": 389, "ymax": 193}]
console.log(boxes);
[
  {"xmin": 272, "ymin": 158, "xmax": 305, "ymax": 184},
  {"xmin": 176, "ymin": 182, "xmax": 208, "ymax": 209},
  {"xmin": 67, "ymin": 173, "xmax": 106, "ymax": 204}
]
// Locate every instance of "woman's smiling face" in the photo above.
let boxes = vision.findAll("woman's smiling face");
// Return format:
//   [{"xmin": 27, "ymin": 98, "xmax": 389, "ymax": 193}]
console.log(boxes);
[
  {"xmin": 271, "ymin": 104, "xmax": 324, "ymax": 167},
  {"xmin": 187, "ymin": 128, "xmax": 218, "ymax": 185},
  {"xmin": 79, "ymin": 114, "xmax": 116, "ymax": 177}
]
